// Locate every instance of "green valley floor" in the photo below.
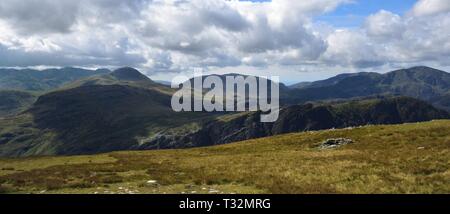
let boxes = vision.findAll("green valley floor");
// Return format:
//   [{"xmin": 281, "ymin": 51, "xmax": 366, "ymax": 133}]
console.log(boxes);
[{"xmin": 0, "ymin": 120, "xmax": 449, "ymax": 194}]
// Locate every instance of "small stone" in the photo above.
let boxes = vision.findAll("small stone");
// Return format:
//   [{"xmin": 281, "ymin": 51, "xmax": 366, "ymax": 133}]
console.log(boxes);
[
  {"xmin": 319, "ymin": 138, "xmax": 354, "ymax": 149},
  {"xmin": 417, "ymin": 147, "xmax": 425, "ymax": 150},
  {"xmin": 209, "ymin": 189, "xmax": 219, "ymax": 193},
  {"xmin": 146, "ymin": 180, "xmax": 158, "ymax": 187}
]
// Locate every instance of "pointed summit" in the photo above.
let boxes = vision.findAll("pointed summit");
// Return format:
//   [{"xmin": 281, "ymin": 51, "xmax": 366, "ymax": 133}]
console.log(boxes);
[{"xmin": 111, "ymin": 67, "xmax": 149, "ymax": 81}]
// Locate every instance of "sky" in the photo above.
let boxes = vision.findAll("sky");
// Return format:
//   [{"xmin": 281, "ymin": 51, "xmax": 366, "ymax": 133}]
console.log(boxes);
[
  {"xmin": 0, "ymin": 0, "xmax": 449, "ymax": 84},
  {"xmin": 317, "ymin": 0, "xmax": 418, "ymax": 27}
]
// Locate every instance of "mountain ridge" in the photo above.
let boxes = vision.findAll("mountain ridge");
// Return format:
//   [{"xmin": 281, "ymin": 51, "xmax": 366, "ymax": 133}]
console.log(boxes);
[
  {"xmin": 139, "ymin": 96, "xmax": 449, "ymax": 150},
  {"xmin": 0, "ymin": 67, "xmax": 110, "ymax": 92},
  {"xmin": 287, "ymin": 66, "xmax": 450, "ymax": 111},
  {"xmin": 1, "ymin": 66, "xmax": 450, "ymax": 157}
]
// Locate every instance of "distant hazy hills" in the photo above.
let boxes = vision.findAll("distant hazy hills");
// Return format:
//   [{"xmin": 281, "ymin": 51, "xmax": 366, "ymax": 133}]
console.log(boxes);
[
  {"xmin": 0, "ymin": 66, "xmax": 449, "ymax": 157},
  {"xmin": 288, "ymin": 66, "xmax": 450, "ymax": 111},
  {"xmin": 0, "ymin": 67, "xmax": 172, "ymax": 118},
  {"xmin": 62, "ymin": 67, "xmax": 174, "ymax": 95},
  {"xmin": 0, "ymin": 67, "xmax": 110, "ymax": 92},
  {"xmin": 0, "ymin": 67, "xmax": 110, "ymax": 117}
]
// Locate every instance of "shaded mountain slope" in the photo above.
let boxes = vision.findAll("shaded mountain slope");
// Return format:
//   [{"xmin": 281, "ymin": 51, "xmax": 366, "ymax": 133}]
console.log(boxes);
[
  {"xmin": 0, "ymin": 90, "xmax": 37, "ymax": 117},
  {"xmin": 30, "ymin": 85, "xmax": 173, "ymax": 155},
  {"xmin": 0, "ymin": 84, "xmax": 214, "ymax": 157},
  {"xmin": 139, "ymin": 97, "xmax": 449, "ymax": 149},
  {"xmin": 0, "ymin": 68, "xmax": 111, "ymax": 117},
  {"xmin": 430, "ymin": 93, "xmax": 450, "ymax": 112},
  {"xmin": 0, "ymin": 68, "xmax": 215, "ymax": 157},
  {"xmin": 288, "ymin": 66, "xmax": 450, "ymax": 110},
  {"xmin": 185, "ymin": 73, "xmax": 292, "ymax": 109},
  {"xmin": 1, "ymin": 66, "xmax": 449, "ymax": 157},
  {"xmin": 290, "ymin": 72, "xmax": 378, "ymax": 89}
]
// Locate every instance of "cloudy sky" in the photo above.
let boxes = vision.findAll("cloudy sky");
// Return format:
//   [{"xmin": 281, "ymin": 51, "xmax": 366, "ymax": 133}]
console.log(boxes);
[{"xmin": 0, "ymin": 0, "xmax": 449, "ymax": 84}]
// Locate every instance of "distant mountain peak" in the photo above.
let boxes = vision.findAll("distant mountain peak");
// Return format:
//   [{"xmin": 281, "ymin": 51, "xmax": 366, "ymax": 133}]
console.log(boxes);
[
  {"xmin": 409, "ymin": 65, "xmax": 435, "ymax": 70},
  {"xmin": 111, "ymin": 67, "xmax": 149, "ymax": 81},
  {"xmin": 389, "ymin": 66, "xmax": 447, "ymax": 74},
  {"xmin": 408, "ymin": 65, "xmax": 435, "ymax": 70},
  {"xmin": 95, "ymin": 68, "xmax": 111, "ymax": 73}
]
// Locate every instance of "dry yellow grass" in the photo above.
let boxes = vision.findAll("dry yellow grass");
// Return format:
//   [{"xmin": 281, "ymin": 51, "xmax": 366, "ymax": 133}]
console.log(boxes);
[{"xmin": 0, "ymin": 120, "xmax": 449, "ymax": 194}]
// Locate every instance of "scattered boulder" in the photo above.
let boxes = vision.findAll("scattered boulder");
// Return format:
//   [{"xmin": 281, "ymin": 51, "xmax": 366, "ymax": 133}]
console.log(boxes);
[
  {"xmin": 319, "ymin": 138, "xmax": 354, "ymax": 149},
  {"xmin": 145, "ymin": 180, "xmax": 159, "ymax": 187},
  {"xmin": 209, "ymin": 189, "xmax": 219, "ymax": 194},
  {"xmin": 146, "ymin": 180, "xmax": 157, "ymax": 184}
]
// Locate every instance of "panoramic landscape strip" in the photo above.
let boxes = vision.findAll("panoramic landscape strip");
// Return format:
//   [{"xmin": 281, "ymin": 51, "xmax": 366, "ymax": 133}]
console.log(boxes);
[{"xmin": 0, "ymin": 0, "xmax": 449, "ymax": 211}]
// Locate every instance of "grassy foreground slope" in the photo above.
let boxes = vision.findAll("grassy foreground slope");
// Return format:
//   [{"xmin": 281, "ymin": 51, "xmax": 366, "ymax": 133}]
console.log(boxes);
[{"xmin": 0, "ymin": 120, "xmax": 449, "ymax": 194}]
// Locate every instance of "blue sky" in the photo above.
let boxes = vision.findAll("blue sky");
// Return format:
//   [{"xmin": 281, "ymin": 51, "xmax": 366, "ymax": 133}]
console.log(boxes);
[
  {"xmin": 319, "ymin": 0, "xmax": 418, "ymax": 27},
  {"xmin": 250, "ymin": 0, "xmax": 418, "ymax": 27}
]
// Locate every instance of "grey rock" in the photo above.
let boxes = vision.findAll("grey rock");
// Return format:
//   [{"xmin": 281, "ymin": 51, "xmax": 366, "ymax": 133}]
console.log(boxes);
[{"xmin": 319, "ymin": 138, "xmax": 354, "ymax": 149}]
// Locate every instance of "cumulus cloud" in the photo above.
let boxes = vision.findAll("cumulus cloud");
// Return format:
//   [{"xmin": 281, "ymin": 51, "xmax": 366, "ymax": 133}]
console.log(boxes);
[
  {"xmin": 322, "ymin": 29, "xmax": 385, "ymax": 68},
  {"xmin": 320, "ymin": 0, "xmax": 450, "ymax": 69},
  {"xmin": 365, "ymin": 10, "xmax": 405, "ymax": 39},
  {"xmin": 0, "ymin": 0, "xmax": 80, "ymax": 34},
  {"xmin": 0, "ymin": 0, "xmax": 449, "ymax": 75},
  {"xmin": 0, "ymin": 0, "xmax": 346, "ymax": 71},
  {"xmin": 0, "ymin": 42, "xmax": 146, "ymax": 67},
  {"xmin": 411, "ymin": 0, "xmax": 450, "ymax": 16}
]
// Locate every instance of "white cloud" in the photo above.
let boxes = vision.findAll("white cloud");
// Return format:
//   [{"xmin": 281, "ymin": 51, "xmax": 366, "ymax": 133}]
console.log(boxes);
[
  {"xmin": 322, "ymin": 29, "xmax": 384, "ymax": 68},
  {"xmin": 365, "ymin": 10, "xmax": 405, "ymax": 39},
  {"xmin": 0, "ymin": 0, "xmax": 349, "ymax": 70},
  {"xmin": 321, "ymin": 2, "xmax": 450, "ymax": 69},
  {"xmin": 0, "ymin": 0, "xmax": 80, "ymax": 34},
  {"xmin": 0, "ymin": 0, "xmax": 449, "ymax": 77},
  {"xmin": 411, "ymin": 0, "xmax": 450, "ymax": 16}
]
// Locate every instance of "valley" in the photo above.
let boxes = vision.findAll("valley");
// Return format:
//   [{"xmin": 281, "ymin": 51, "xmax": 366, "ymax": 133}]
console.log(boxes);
[{"xmin": 0, "ymin": 66, "xmax": 449, "ymax": 157}]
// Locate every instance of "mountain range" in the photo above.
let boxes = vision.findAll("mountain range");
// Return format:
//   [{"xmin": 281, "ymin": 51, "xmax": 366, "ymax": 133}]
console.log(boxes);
[
  {"xmin": 0, "ymin": 67, "xmax": 110, "ymax": 92},
  {"xmin": 287, "ymin": 66, "xmax": 450, "ymax": 111},
  {"xmin": 0, "ymin": 67, "xmax": 110, "ymax": 117},
  {"xmin": 0, "ymin": 66, "xmax": 449, "ymax": 157},
  {"xmin": 139, "ymin": 97, "xmax": 449, "ymax": 150}
]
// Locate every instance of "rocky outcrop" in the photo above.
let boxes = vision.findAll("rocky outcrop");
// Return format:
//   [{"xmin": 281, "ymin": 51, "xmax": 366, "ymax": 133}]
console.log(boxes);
[
  {"xmin": 319, "ymin": 138, "xmax": 354, "ymax": 149},
  {"xmin": 140, "ymin": 97, "xmax": 450, "ymax": 150}
]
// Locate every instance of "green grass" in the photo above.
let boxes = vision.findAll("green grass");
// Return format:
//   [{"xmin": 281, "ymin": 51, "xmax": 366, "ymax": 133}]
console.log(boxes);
[{"xmin": 0, "ymin": 120, "xmax": 449, "ymax": 194}]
